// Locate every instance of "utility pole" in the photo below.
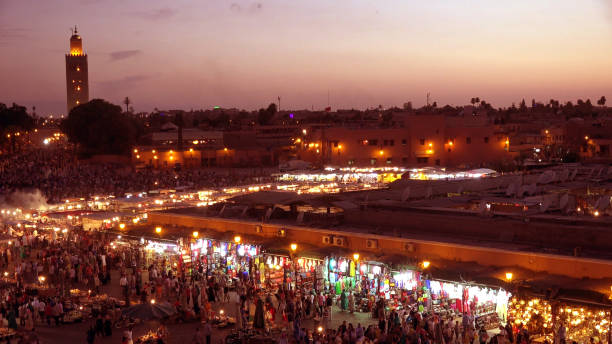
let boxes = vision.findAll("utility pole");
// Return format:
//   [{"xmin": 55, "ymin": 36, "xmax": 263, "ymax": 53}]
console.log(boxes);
[
  {"xmin": 278, "ymin": 96, "xmax": 281, "ymax": 112},
  {"xmin": 427, "ymin": 92, "xmax": 431, "ymax": 107}
]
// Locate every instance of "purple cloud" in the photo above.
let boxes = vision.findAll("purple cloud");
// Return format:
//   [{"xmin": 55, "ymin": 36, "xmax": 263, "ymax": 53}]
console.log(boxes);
[
  {"xmin": 109, "ymin": 50, "xmax": 143, "ymax": 61},
  {"xmin": 132, "ymin": 7, "xmax": 176, "ymax": 21}
]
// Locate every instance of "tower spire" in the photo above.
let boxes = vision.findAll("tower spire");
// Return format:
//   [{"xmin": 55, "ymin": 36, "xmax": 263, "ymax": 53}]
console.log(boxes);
[{"xmin": 74, "ymin": 25, "xmax": 78, "ymax": 35}]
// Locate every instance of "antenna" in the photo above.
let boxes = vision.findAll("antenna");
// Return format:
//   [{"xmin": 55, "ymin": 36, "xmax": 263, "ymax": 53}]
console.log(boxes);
[
  {"xmin": 427, "ymin": 92, "xmax": 430, "ymax": 107},
  {"xmin": 74, "ymin": 25, "xmax": 78, "ymax": 35},
  {"xmin": 327, "ymin": 89, "xmax": 330, "ymax": 107}
]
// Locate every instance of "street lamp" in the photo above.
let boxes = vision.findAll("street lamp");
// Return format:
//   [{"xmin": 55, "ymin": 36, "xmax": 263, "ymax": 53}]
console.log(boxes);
[
  {"xmin": 234, "ymin": 235, "xmax": 241, "ymax": 244},
  {"xmin": 119, "ymin": 223, "xmax": 125, "ymax": 229},
  {"xmin": 353, "ymin": 253, "xmax": 360, "ymax": 261},
  {"xmin": 505, "ymin": 272, "xmax": 513, "ymax": 281},
  {"xmin": 193, "ymin": 231, "xmax": 199, "ymax": 238},
  {"xmin": 155, "ymin": 226, "xmax": 162, "ymax": 234},
  {"xmin": 290, "ymin": 243, "xmax": 298, "ymax": 251},
  {"xmin": 422, "ymin": 260, "xmax": 431, "ymax": 269}
]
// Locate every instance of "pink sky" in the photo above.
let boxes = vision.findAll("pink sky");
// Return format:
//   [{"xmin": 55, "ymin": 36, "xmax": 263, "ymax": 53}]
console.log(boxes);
[{"xmin": 1, "ymin": 0, "xmax": 611, "ymax": 115}]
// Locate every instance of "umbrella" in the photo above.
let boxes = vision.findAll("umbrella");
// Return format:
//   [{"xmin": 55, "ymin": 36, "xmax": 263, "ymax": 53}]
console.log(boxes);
[
  {"xmin": 253, "ymin": 298, "xmax": 265, "ymax": 329},
  {"xmin": 122, "ymin": 302, "xmax": 176, "ymax": 320}
]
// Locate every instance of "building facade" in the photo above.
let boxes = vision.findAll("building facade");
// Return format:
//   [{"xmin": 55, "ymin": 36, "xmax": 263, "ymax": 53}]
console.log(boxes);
[
  {"xmin": 65, "ymin": 27, "xmax": 89, "ymax": 114},
  {"xmin": 297, "ymin": 114, "xmax": 510, "ymax": 168}
]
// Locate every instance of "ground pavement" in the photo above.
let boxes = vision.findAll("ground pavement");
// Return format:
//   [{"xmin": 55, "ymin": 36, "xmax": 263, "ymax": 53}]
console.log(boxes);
[{"xmin": 21, "ymin": 269, "xmax": 378, "ymax": 344}]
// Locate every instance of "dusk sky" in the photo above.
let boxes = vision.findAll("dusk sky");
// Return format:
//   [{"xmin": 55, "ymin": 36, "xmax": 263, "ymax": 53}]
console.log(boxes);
[{"xmin": 1, "ymin": 0, "xmax": 611, "ymax": 115}]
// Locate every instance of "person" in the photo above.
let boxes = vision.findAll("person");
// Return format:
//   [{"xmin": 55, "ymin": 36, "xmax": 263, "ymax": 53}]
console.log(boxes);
[
  {"xmin": 478, "ymin": 326, "xmax": 488, "ymax": 344},
  {"xmin": 103, "ymin": 315, "xmax": 112, "ymax": 337},
  {"xmin": 340, "ymin": 290, "xmax": 348, "ymax": 311},
  {"xmin": 123, "ymin": 325, "xmax": 133, "ymax": 344},
  {"xmin": 203, "ymin": 321, "xmax": 212, "ymax": 344},
  {"xmin": 86, "ymin": 325, "xmax": 96, "ymax": 344},
  {"xmin": 192, "ymin": 327, "xmax": 203, "ymax": 344},
  {"xmin": 95, "ymin": 315, "xmax": 104, "ymax": 337}
]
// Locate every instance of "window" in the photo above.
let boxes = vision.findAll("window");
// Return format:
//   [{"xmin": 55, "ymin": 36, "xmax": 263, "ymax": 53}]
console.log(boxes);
[
  {"xmin": 383, "ymin": 140, "xmax": 388, "ymax": 146},
  {"xmin": 389, "ymin": 139, "xmax": 394, "ymax": 146},
  {"xmin": 370, "ymin": 158, "xmax": 377, "ymax": 165},
  {"xmin": 417, "ymin": 157, "xmax": 429, "ymax": 164},
  {"xmin": 420, "ymin": 139, "xmax": 425, "ymax": 146},
  {"xmin": 402, "ymin": 139, "xmax": 407, "ymax": 145},
  {"xmin": 466, "ymin": 137, "xmax": 471, "ymax": 144},
  {"xmin": 368, "ymin": 139, "xmax": 378, "ymax": 146},
  {"xmin": 386, "ymin": 157, "xmax": 392, "ymax": 164},
  {"xmin": 484, "ymin": 137, "xmax": 489, "ymax": 143}
]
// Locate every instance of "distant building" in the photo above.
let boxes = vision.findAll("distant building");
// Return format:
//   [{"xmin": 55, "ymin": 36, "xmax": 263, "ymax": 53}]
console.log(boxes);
[
  {"xmin": 132, "ymin": 128, "xmax": 276, "ymax": 169},
  {"xmin": 65, "ymin": 26, "xmax": 89, "ymax": 113},
  {"xmin": 296, "ymin": 114, "xmax": 510, "ymax": 168}
]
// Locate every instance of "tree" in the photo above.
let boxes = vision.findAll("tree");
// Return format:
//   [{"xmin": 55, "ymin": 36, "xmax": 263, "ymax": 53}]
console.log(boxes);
[
  {"xmin": 597, "ymin": 96, "xmax": 607, "ymax": 107},
  {"xmin": 60, "ymin": 99, "xmax": 141, "ymax": 156},
  {"xmin": 256, "ymin": 103, "xmax": 277, "ymax": 125},
  {"xmin": 0, "ymin": 103, "xmax": 35, "ymax": 153}
]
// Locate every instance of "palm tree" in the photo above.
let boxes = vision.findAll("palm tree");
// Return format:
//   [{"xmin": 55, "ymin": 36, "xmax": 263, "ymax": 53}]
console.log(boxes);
[
  {"xmin": 597, "ymin": 96, "xmax": 606, "ymax": 107},
  {"xmin": 123, "ymin": 97, "xmax": 131, "ymax": 113}
]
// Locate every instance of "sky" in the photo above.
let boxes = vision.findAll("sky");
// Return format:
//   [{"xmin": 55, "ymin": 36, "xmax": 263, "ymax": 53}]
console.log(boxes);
[{"xmin": 1, "ymin": 0, "xmax": 611, "ymax": 115}]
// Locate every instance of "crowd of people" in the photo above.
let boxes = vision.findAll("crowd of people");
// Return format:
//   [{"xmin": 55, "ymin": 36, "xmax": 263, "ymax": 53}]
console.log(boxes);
[
  {"xmin": 0, "ymin": 217, "xmax": 606, "ymax": 344},
  {"xmin": 0, "ymin": 148, "xmax": 274, "ymax": 203}
]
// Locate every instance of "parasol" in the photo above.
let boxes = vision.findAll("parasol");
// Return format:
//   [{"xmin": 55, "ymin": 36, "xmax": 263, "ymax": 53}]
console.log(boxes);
[{"xmin": 122, "ymin": 302, "xmax": 176, "ymax": 320}]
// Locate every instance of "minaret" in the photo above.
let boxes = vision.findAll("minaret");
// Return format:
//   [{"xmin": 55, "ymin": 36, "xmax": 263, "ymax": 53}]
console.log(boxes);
[{"xmin": 65, "ymin": 26, "xmax": 89, "ymax": 113}]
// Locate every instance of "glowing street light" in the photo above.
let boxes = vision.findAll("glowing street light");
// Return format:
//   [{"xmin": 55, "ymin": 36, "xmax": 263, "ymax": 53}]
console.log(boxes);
[
  {"xmin": 193, "ymin": 231, "xmax": 199, "ymax": 238},
  {"xmin": 150, "ymin": 299, "xmax": 156, "ymax": 304},
  {"xmin": 290, "ymin": 243, "xmax": 298, "ymax": 251},
  {"xmin": 155, "ymin": 226, "xmax": 162, "ymax": 234},
  {"xmin": 234, "ymin": 235, "xmax": 241, "ymax": 243},
  {"xmin": 119, "ymin": 223, "xmax": 125, "ymax": 229},
  {"xmin": 422, "ymin": 261, "xmax": 431, "ymax": 269},
  {"xmin": 317, "ymin": 326, "xmax": 323, "ymax": 333},
  {"xmin": 353, "ymin": 253, "xmax": 360, "ymax": 261},
  {"xmin": 505, "ymin": 272, "xmax": 514, "ymax": 281}
]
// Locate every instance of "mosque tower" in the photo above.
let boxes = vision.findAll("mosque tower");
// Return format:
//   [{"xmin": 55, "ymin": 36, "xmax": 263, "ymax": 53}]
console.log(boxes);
[{"xmin": 65, "ymin": 26, "xmax": 89, "ymax": 113}]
